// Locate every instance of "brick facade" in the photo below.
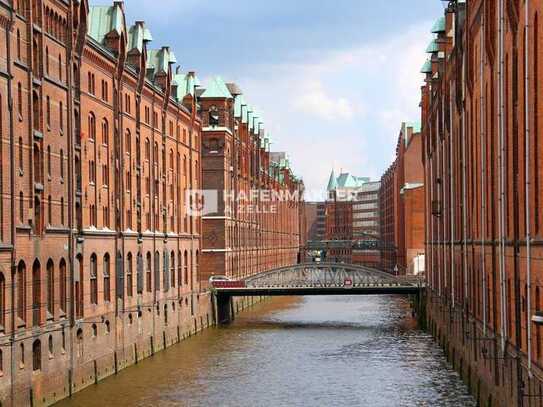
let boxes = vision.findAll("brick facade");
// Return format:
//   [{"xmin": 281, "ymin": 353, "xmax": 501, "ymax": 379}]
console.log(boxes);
[
  {"xmin": 379, "ymin": 123, "xmax": 425, "ymax": 275},
  {"xmin": 422, "ymin": 1, "xmax": 543, "ymax": 405},
  {"xmin": 0, "ymin": 1, "xmax": 304, "ymax": 406}
]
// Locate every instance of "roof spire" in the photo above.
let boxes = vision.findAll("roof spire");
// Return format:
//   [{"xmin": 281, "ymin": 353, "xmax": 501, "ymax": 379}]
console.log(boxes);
[{"xmin": 327, "ymin": 169, "xmax": 338, "ymax": 191}]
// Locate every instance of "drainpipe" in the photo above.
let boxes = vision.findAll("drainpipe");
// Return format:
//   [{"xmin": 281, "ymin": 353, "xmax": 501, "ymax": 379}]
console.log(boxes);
[
  {"xmin": 436, "ymin": 120, "xmax": 441, "ymax": 298},
  {"xmin": 449, "ymin": 83, "xmax": 455, "ymax": 309},
  {"xmin": 480, "ymin": 10, "xmax": 487, "ymax": 336},
  {"xmin": 524, "ymin": 0, "xmax": 532, "ymax": 378},
  {"xmin": 498, "ymin": 0, "xmax": 507, "ymax": 354},
  {"xmin": 462, "ymin": 55, "xmax": 468, "ymax": 315}
]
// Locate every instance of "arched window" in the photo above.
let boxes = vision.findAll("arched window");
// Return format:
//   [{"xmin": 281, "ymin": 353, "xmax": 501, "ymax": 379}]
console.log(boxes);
[
  {"xmin": 60, "ymin": 197, "xmax": 64, "ymax": 226},
  {"xmin": 16, "ymin": 29, "xmax": 21, "ymax": 60},
  {"xmin": 125, "ymin": 129, "xmax": 131, "ymax": 157},
  {"xmin": 34, "ymin": 196, "xmax": 41, "ymax": 234},
  {"xmin": 18, "ymin": 137, "xmax": 23, "ymax": 170},
  {"xmin": 19, "ymin": 192, "xmax": 24, "ymax": 224},
  {"xmin": 32, "ymin": 340, "xmax": 41, "ymax": 371},
  {"xmin": 0, "ymin": 273, "xmax": 5, "ymax": 328},
  {"xmin": 46, "ymin": 145, "xmax": 51, "ymax": 176},
  {"xmin": 146, "ymin": 252, "xmax": 152, "ymax": 292},
  {"xmin": 46, "ymin": 259, "xmax": 54, "ymax": 316},
  {"xmin": 17, "ymin": 83, "xmax": 22, "ymax": 116},
  {"xmin": 59, "ymin": 258, "xmax": 66, "ymax": 313},
  {"xmin": 170, "ymin": 251, "xmax": 175, "ymax": 288},
  {"xmin": 60, "ymin": 149, "xmax": 64, "ymax": 179},
  {"xmin": 75, "ymin": 254, "xmax": 83, "ymax": 319},
  {"xmin": 102, "ymin": 119, "xmax": 109, "ymax": 145},
  {"xmin": 88, "ymin": 112, "xmax": 96, "ymax": 141},
  {"xmin": 136, "ymin": 252, "xmax": 143, "ymax": 294},
  {"xmin": 58, "ymin": 53, "xmax": 62, "ymax": 81},
  {"xmin": 32, "ymin": 90, "xmax": 40, "ymax": 131},
  {"xmin": 90, "ymin": 254, "xmax": 98, "ymax": 305},
  {"xmin": 145, "ymin": 138, "xmax": 150, "ymax": 160},
  {"xmin": 32, "ymin": 260, "xmax": 41, "ymax": 326},
  {"xmin": 154, "ymin": 251, "xmax": 160, "ymax": 292},
  {"xmin": 76, "ymin": 328, "xmax": 83, "ymax": 358},
  {"xmin": 48, "ymin": 335, "xmax": 53, "ymax": 355},
  {"xmin": 103, "ymin": 253, "xmax": 110, "ymax": 302},
  {"xmin": 45, "ymin": 46, "xmax": 49, "ymax": 75},
  {"xmin": 47, "ymin": 195, "xmax": 52, "ymax": 226},
  {"xmin": 33, "ymin": 143, "xmax": 41, "ymax": 184},
  {"xmin": 178, "ymin": 250, "xmax": 182, "ymax": 286},
  {"xmin": 46, "ymin": 95, "xmax": 51, "ymax": 127},
  {"xmin": 126, "ymin": 252, "xmax": 133, "ymax": 297},
  {"xmin": 183, "ymin": 250, "xmax": 188, "ymax": 287}
]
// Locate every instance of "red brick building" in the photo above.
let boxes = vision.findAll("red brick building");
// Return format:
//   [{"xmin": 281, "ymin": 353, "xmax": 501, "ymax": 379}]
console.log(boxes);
[
  {"xmin": 0, "ymin": 1, "xmax": 302, "ymax": 405},
  {"xmin": 422, "ymin": 1, "xmax": 543, "ymax": 405},
  {"xmin": 379, "ymin": 122, "xmax": 425, "ymax": 275},
  {"xmin": 198, "ymin": 79, "xmax": 303, "ymax": 284}
]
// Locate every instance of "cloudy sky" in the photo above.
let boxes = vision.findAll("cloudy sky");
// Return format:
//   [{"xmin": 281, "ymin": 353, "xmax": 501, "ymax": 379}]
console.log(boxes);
[{"xmin": 94, "ymin": 0, "xmax": 444, "ymax": 194}]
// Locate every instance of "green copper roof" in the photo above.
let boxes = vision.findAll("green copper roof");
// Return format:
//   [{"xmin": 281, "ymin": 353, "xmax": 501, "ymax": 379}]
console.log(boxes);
[
  {"xmin": 146, "ymin": 47, "xmax": 176, "ymax": 79},
  {"xmin": 421, "ymin": 59, "xmax": 432, "ymax": 74},
  {"xmin": 172, "ymin": 71, "xmax": 199, "ymax": 101},
  {"xmin": 431, "ymin": 16, "xmax": 446, "ymax": 34},
  {"xmin": 241, "ymin": 104, "xmax": 250, "ymax": 124},
  {"xmin": 201, "ymin": 76, "xmax": 233, "ymax": 99},
  {"xmin": 234, "ymin": 95, "xmax": 245, "ymax": 118},
  {"xmin": 426, "ymin": 39, "xmax": 439, "ymax": 53},
  {"xmin": 407, "ymin": 121, "xmax": 422, "ymax": 133},
  {"xmin": 247, "ymin": 108, "xmax": 254, "ymax": 128},
  {"xmin": 88, "ymin": 5, "xmax": 125, "ymax": 45},
  {"xmin": 327, "ymin": 169, "xmax": 338, "ymax": 191},
  {"xmin": 128, "ymin": 22, "xmax": 150, "ymax": 53}
]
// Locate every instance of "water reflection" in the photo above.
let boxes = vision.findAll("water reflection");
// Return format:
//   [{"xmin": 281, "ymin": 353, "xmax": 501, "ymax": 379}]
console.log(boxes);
[{"xmin": 57, "ymin": 295, "xmax": 475, "ymax": 407}]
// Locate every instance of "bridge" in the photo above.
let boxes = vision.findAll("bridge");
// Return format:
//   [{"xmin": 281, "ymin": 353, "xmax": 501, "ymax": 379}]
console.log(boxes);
[{"xmin": 211, "ymin": 262, "xmax": 425, "ymax": 323}]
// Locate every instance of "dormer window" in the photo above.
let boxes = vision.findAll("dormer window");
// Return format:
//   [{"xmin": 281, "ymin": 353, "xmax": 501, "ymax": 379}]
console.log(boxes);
[{"xmin": 209, "ymin": 106, "xmax": 219, "ymax": 127}]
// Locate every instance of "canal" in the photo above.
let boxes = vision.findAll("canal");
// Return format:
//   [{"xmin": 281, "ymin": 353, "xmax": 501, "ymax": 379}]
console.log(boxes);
[{"xmin": 56, "ymin": 295, "xmax": 476, "ymax": 406}]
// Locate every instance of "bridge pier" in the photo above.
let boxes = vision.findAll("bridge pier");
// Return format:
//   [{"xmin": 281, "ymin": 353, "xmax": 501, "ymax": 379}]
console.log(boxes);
[{"xmin": 214, "ymin": 293, "xmax": 235, "ymax": 324}]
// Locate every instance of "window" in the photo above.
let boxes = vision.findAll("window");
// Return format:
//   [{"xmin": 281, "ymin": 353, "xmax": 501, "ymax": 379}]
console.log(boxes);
[
  {"xmin": 145, "ymin": 138, "xmax": 150, "ymax": 161},
  {"xmin": 47, "ymin": 195, "xmax": 52, "ymax": 226},
  {"xmin": 170, "ymin": 251, "xmax": 175, "ymax": 288},
  {"xmin": 183, "ymin": 251, "xmax": 188, "ymax": 286},
  {"xmin": 102, "ymin": 119, "xmax": 109, "ymax": 145},
  {"xmin": 17, "ymin": 29, "xmax": 21, "ymax": 60},
  {"xmin": 18, "ymin": 137, "xmax": 23, "ymax": 171},
  {"xmin": 46, "ymin": 96, "xmax": 51, "ymax": 128},
  {"xmin": 32, "ymin": 340, "xmax": 41, "ymax": 371},
  {"xmin": 126, "ymin": 252, "xmax": 133, "ymax": 297},
  {"xmin": 60, "ymin": 197, "xmax": 64, "ymax": 225},
  {"xmin": 144, "ymin": 106, "xmax": 150, "ymax": 124},
  {"xmin": 89, "ymin": 160, "xmax": 95, "ymax": 183},
  {"xmin": 59, "ymin": 259, "xmax": 66, "ymax": 313},
  {"xmin": 101, "ymin": 80, "xmax": 108, "ymax": 101},
  {"xmin": 46, "ymin": 260, "xmax": 54, "ymax": 316},
  {"xmin": 58, "ymin": 53, "xmax": 62, "ymax": 81},
  {"xmin": 0, "ymin": 273, "xmax": 5, "ymax": 328},
  {"xmin": 17, "ymin": 83, "xmax": 22, "ymax": 118},
  {"xmin": 19, "ymin": 192, "xmax": 24, "ymax": 223},
  {"xmin": 103, "ymin": 254, "xmax": 111, "ymax": 302},
  {"xmin": 146, "ymin": 252, "xmax": 152, "ymax": 292},
  {"xmin": 75, "ymin": 255, "xmax": 83, "ymax": 319},
  {"xmin": 47, "ymin": 145, "xmax": 51, "ymax": 177},
  {"xmin": 59, "ymin": 101, "xmax": 63, "ymax": 132},
  {"xmin": 88, "ymin": 113, "xmax": 96, "ymax": 141},
  {"xmin": 90, "ymin": 254, "xmax": 97, "ymax": 305},
  {"xmin": 48, "ymin": 335, "xmax": 53, "ymax": 356},
  {"xmin": 45, "ymin": 47, "xmax": 49, "ymax": 75},
  {"xmin": 32, "ymin": 260, "xmax": 41, "ymax": 326},
  {"xmin": 102, "ymin": 164, "xmax": 109, "ymax": 186},
  {"xmin": 60, "ymin": 149, "xmax": 64, "ymax": 179}
]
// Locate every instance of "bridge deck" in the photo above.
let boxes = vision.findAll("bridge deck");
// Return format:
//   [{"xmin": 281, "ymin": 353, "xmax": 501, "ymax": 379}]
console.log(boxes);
[{"xmin": 214, "ymin": 285, "xmax": 422, "ymax": 296}]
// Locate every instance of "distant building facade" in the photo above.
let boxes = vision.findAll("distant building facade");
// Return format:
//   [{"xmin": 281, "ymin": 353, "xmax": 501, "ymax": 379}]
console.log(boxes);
[{"xmin": 379, "ymin": 122, "xmax": 425, "ymax": 275}]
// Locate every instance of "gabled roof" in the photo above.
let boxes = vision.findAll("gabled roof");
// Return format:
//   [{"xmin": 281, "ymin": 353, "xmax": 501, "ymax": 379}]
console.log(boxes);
[
  {"xmin": 88, "ymin": 5, "xmax": 124, "ymax": 45},
  {"xmin": 426, "ymin": 39, "xmax": 439, "ymax": 53},
  {"xmin": 327, "ymin": 169, "xmax": 338, "ymax": 191},
  {"xmin": 234, "ymin": 94, "xmax": 245, "ymax": 118},
  {"xmin": 431, "ymin": 16, "xmax": 446, "ymax": 34},
  {"xmin": 421, "ymin": 59, "xmax": 432, "ymax": 74},
  {"xmin": 172, "ymin": 71, "xmax": 200, "ymax": 101},
  {"xmin": 200, "ymin": 76, "xmax": 233, "ymax": 99},
  {"xmin": 127, "ymin": 21, "xmax": 151, "ymax": 53}
]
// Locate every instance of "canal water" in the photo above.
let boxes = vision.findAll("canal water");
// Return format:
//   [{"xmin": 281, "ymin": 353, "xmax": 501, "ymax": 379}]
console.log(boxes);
[{"xmin": 57, "ymin": 296, "xmax": 476, "ymax": 406}]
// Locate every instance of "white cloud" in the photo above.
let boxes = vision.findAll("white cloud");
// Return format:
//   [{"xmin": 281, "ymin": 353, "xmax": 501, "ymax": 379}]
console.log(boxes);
[{"xmin": 291, "ymin": 79, "xmax": 356, "ymax": 121}]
